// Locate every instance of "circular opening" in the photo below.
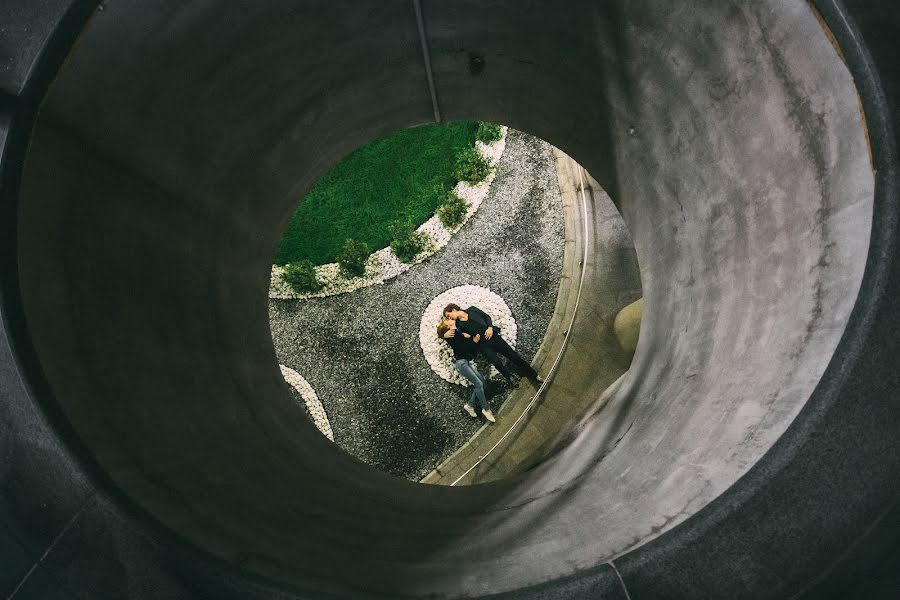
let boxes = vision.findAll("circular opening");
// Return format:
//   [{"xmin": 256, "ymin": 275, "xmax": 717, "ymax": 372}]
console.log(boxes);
[
  {"xmin": 267, "ymin": 120, "xmax": 642, "ymax": 483},
  {"xmin": 12, "ymin": 1, "xmax": 875, "ymax": 596}
]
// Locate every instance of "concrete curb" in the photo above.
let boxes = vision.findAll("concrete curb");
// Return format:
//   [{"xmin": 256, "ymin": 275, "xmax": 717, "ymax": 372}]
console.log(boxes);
[{"xmin": 420, "ymin": 148, "xmax": 641, "ymax": 485}]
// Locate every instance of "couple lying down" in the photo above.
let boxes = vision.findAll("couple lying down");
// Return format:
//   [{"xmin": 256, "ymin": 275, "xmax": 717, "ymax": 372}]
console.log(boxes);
[{"xmin": 436, "ymin": 303, "xmax": 544, "ymax": 423}]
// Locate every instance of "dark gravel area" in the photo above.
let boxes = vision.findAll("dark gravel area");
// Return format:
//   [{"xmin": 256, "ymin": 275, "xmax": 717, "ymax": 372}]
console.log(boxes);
[{"xmin": 268, "ymin": 129, "xmax": 564, "ymax": 481}]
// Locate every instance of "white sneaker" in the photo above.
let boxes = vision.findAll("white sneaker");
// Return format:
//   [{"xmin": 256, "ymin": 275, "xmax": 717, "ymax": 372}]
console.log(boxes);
[
  {"xmin": 463, "ymin": 404, "xmax": 478, "ymax": 418},
  {"xmin": 482, "ymin": 408, "xmax": 496, "ymax": 423}
]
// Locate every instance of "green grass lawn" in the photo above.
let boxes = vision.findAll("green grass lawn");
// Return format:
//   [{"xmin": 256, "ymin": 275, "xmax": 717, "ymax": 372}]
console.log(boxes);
[{"xmin": 275, "ymin": 120, "xmax": 481, "ymax": 266}]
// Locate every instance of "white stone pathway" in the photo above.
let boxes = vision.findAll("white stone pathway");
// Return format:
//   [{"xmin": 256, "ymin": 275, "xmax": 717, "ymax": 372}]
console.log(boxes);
[{"xmin": 279, "ymin": 364, "xmax": 334, "ymax": 441}]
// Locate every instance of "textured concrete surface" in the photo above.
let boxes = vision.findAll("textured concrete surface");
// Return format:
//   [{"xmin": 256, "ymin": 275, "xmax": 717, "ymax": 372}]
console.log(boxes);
[
  {"xmin": 1, "ymin": 0, "xmax": 898, "ymax": 599},
  {"xmin": 0, "ymin": 0, "xmax": 93, "ymax": 97}
]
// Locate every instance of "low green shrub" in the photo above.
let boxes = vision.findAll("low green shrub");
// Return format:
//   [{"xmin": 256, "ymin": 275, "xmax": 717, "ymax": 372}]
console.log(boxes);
[
  {"xmin": 437, "ymin": 190, "xmax": 471, "ymax": 229},
  {"xmin": 475, "ymin": 122, "xmax": 502, "ymax": 144},
  {"xmin": 282, "ymin": 260, "xmax": 323, "ymax": 293},
  {"xmin": 454, "ymin": 147, "xmax": 493, "ymax": 184},
  {"xmin": 389, "ymin": 221, "xmax": 431, "ymax": 263},
  {"xmin": 338, "ymin": 239, "xmax": 370, "ymax": 278}
]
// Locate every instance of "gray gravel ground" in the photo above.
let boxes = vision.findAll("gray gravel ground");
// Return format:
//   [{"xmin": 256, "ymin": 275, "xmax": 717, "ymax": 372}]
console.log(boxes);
[{"xmin": 268, "ymin": 129, "xmax": 564, "ymax": 481}]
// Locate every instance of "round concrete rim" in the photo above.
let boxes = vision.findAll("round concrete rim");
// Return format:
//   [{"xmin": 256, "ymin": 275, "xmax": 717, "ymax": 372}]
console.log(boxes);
[{"xmin": 0, "ymin": 1, "xmax": 897, "ymax": 598}]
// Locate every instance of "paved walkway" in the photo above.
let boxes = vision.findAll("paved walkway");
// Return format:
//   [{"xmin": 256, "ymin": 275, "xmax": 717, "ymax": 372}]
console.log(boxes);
[{"xmin": 421, "ymin": 149, "xmax": 643, "ymax": 485}]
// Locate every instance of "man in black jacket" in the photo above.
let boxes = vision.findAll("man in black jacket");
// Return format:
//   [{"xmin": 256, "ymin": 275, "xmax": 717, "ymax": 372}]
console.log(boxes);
[{"xmin": 442, "ymin": 303, "xmax": 543, "ymax": 385}]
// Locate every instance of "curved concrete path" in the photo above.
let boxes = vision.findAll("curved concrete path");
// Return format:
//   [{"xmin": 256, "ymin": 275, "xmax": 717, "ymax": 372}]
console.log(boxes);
[
  {"xmin": 1, "ymin": 1, "xmax": 898, "ymax": 599},
  {"xmin": 422, "ymin": 149, "xmax": 641, "ymax": 485}
]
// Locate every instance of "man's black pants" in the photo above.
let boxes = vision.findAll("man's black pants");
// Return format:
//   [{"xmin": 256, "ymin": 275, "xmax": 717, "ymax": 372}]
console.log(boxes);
[{"xmin": 480, "ymin": 334, "xmax": 538, "ymax": 381}]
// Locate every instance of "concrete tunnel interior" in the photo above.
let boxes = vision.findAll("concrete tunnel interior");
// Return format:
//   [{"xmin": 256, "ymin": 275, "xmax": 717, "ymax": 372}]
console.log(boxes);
[{"xmin": 1, "ymin": 1, "xmax": 898, "ymax": 599}]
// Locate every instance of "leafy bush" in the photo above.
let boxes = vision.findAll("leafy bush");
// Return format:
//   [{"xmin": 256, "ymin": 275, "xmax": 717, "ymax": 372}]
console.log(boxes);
[
  {"xmin": 475, "ymin": 122, "xmax": 502, "ymax": 144},
  {"xmin": 282, "ymin": 260, "xmax": 322, "ymax": 293},
  {"xmin": 454, "ymin": 146, "xmax": 493, "ymax": 184},
  {"xmin": 437, "ymin": 190, "xmax": 471, "ymax": 229},
  {"xmin": 338, "ymin": 239, "xmax": 370, "ymax": 278},
  {"xmin": 389, "ymin": 221, "xmax": 431, "ymax": 263}
]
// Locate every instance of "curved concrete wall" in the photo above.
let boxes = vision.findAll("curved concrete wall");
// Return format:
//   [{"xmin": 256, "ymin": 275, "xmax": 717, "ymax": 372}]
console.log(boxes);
[{"xmin": 1, "ymin": 1, "xmax": 898, "ymax": 599}]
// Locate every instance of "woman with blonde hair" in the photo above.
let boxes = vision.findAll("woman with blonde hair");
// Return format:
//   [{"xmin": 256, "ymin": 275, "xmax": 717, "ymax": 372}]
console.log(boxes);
[{"xmin": 437, "ymin": 319, "xmax": 495, "ymax": 423}]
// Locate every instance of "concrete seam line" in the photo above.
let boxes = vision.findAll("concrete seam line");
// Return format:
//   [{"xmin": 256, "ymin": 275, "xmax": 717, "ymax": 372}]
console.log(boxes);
[
  {"xmin": 785, "ymin": 493, "xmax": 900, "ymax": 600},
  {"xmin": 413, "ymin": 0, "xmax": 441, "ymax": 123},
  {"xmin": 6, "ymin": 491, "xmax": 96, "ymax": 600},
  {"xmin": 608, "ymin": 560, "xmax": 633, "ymax": 600},
  {"xmin": 450, "ymin": 161, "xmax": 591, "ymax": 486}
]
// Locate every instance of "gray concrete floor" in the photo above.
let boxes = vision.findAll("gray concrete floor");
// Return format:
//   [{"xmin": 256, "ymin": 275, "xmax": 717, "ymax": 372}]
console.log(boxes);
[{"xmin": 268, "ymin": 129, "xmax": 565, "ymax": 480}]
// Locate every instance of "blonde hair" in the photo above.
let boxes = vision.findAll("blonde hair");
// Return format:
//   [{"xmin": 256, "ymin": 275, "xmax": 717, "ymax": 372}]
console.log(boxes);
[{"xmin": 436, "ymin": 320, "xmax": 452, "ymax": 339}]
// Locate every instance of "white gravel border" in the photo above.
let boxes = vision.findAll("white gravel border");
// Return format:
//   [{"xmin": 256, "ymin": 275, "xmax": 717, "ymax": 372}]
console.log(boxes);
[
  {"xmin": 270, "ymin": 127, "xmax": 508, "ymax": 299},
  {"xmin": 419, "ymin": 285, "xmax": 517, "ymax": 385},
  {"xmin": 279, "ymin": 364, "xmax": 334, "ymax": 441}
]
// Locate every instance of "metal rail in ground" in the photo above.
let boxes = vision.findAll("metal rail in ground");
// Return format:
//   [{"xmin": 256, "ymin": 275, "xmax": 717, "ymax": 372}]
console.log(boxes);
[{"xmin": 451, "ymin": 161, "xmax": 591, "ymax": 486}]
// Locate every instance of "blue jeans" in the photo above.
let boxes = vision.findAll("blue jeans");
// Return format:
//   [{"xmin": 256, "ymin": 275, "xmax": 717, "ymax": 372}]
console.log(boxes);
[{"xmin": 455, "ymin": 359, "xmax": 487, "ymax": 410}]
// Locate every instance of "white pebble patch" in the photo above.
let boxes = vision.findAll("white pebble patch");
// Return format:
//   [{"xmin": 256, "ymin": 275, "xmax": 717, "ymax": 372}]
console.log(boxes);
[
  {"xmin": 419, "ymin": 285, "xmax": 517, "ymax": 385},
  {"xmin": 279, "ymin": 364, "xmax": 334, "ymax": 441}
]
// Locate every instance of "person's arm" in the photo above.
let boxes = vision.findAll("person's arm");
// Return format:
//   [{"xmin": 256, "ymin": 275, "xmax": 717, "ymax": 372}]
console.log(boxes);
[
  {"xmin": 468, "ymin": 306, "xmax": 493, "ymax": 327},
  {"xmin": 444, "ymin": 334, "xmax": 465, "ymax": 360},
  {"xmin": 468, "ymin": 306, "xmax": 495, "ymax": 339},
  {"xmin": 449, "ymin": 332, "xmax": 479, "ymax": 359}
]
